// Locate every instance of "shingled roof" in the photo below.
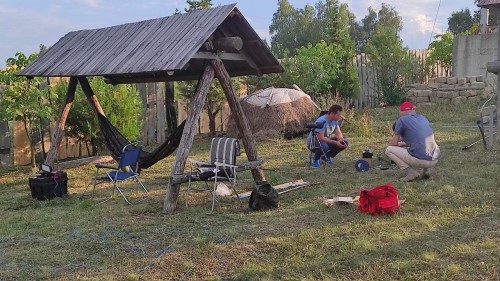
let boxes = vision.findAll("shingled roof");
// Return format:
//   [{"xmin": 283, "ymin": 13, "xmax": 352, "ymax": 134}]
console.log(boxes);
[
  {"xmin": 18, "ymin": 4, "xmax": 283, "ymax": 84},
  {"xmin": 477, "ymin": 0, "xmax": 500, "ymax": 8}
]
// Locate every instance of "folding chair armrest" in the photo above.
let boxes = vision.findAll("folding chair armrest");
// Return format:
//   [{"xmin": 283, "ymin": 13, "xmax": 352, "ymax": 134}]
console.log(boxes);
[
  {"xmin": 189, "ymin": 159, "xmax": 210, "ymax": 166},
  {"xmin": 95, "ymin": 164, "xmax": 118, "ymax": 170},
  {"xmin": 214, "ymin": 162, "xmax": 238, "ymax": 169}
]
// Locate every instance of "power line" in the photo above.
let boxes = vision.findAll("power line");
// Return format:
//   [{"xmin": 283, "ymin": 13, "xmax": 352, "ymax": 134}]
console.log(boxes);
[{"xmin": 429, "ymin": 0, "xmax": 442, "ymax": 46}]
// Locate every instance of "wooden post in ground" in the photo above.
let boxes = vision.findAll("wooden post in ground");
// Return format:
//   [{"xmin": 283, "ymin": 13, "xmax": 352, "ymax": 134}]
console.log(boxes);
[
  {"xmin": 210, "ymin": 59, "xmax": 265, "ymax": 182},
  {"xmin": 164, "ymin": 64, "xmax": 215, "ymax": 213},
  {"xmin": 44, "ymin": 77, "xmax": 78, "ymax": 167},
  {"xmin": 78, "ymin": 77, "xmax": 106, "ymax": 116}
]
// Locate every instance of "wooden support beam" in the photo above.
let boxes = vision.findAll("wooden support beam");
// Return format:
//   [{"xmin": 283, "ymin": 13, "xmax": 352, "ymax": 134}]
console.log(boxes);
[
  {"xmin": 78, "ymin": 77, "xmax": 106, "ymax": 116},
  {"xmin": 213, "ymin": 37, "xmax": 243, "ymax": 52},
  {"xmin": 210, "ymin": 59, "xmax": 265, "ymax": 182},
  {"xmin": 44, "ymin": 77, "xmax": 78, "ymax": 167},
  {"xmin": 217, "ymin": 26, "xmax": 262, "ymax": 76},
  {"xmin": 163, "ymin": 64, "xmax": 215, "ymax": 213},
  {"xmin": 192, "ymin": 52, "xmax": 247, "ymax": 61}
]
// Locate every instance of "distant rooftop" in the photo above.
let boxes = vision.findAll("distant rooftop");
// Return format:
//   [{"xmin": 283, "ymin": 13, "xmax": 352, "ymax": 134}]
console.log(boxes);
[{"xmin": 477, "ymin": 0, "xmax": 500, "ymax": 8}]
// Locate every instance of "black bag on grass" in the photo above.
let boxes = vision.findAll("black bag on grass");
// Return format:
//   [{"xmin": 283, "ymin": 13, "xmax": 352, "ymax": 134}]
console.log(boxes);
[{"xmin": 249, "ymin": 181, "xmax": 279, "ymax": 211}]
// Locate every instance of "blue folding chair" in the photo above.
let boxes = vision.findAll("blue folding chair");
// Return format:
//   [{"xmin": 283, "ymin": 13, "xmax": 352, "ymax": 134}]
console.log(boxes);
[{"xmin": 91, "ymin": 143, "xmax": 149, "ymax": 204}]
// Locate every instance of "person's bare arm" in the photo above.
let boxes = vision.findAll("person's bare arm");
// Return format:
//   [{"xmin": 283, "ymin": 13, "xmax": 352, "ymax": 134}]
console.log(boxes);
[
  {"xmin": 317, "ymin": 130, "xmax": 346, "ymax": 148},
  {"xmin": 389, "ymin": 134, "xmax": 406, "ymax": 147}
]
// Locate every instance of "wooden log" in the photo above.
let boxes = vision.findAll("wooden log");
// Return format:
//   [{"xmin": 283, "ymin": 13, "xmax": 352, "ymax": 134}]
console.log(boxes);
[
  {"xmin": 164, "ymin": 64, "xmax": 215, "ymax": 213},
  {"xmin": 57, "ymin": 155, "xmax": 114, "ymax": 170},
  {"xmin": 78, "ymin": 77, "xmax": 106, "ymax": 116},
  {"xmin": 213, "ymin": 37, "xmax": 243, "ymax": 52},
  {"xmin": 44, "ymin": 77, "xmax": 78, "ymax": 167},
  {"xmin": 210, "ymin": 59, "xmax": 265, "ymax": 182}
]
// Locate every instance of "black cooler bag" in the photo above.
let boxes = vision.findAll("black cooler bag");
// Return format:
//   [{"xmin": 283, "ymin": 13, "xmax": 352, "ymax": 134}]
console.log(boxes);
[{"xmin": 28, "ymin": 171, "xmax": 68, "ymax": 200}]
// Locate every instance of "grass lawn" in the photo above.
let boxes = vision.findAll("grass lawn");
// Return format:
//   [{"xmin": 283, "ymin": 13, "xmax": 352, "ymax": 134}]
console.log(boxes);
[{"xmin": 0, "ymin": 102, "xmax": 499, "ymax": 280}]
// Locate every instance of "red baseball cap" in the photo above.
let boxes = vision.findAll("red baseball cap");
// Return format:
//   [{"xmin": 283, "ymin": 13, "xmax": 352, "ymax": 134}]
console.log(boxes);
[{"xmin": 400, "ymin": 101, "xmax": 415, "ymax": 111}]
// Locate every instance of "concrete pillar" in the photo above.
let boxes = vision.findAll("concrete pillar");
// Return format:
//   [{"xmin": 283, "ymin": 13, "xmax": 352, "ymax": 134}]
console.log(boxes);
[{"xmin": 480, "ymin": 8, "xmax": 489, "ymax": 34}]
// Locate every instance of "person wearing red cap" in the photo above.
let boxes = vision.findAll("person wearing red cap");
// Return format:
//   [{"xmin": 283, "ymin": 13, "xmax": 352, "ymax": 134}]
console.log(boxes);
[{"xmin": 385, "ymin": 102, "xmax": 440, "ymax": 181}]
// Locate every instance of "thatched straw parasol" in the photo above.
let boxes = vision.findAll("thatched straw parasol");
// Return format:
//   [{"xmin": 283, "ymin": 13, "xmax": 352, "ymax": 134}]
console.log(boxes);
[{"xmin": 227, "ymin": 87, "xmax": 320, "ymax": 140}]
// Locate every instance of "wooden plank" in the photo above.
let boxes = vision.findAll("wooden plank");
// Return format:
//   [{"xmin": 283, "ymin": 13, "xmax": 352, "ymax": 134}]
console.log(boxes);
[
  {"xmin": 57, "ymin": 156, "xmax": 114, "ymax": 170},
  {"xmin": 366, "ymin": 55, "xmax": 376, "ymax": 107},
  {"xmin": 238, "ymin": 180, "xmax": 307, "ymax": 199},
  {"xmin": 44, "ymin": 77, "xmax": 77, "ymax": 167},
  {"xmin": 355, "ymin": 55, "xmax": 361, "ymax": 108},
  {"xmin": 147, "ymin": 83, "xmax": 156, "ymax": 145},
  {"xmin": 192, "ymin": 52, "xmax": 248, "ymax": 61},
  {"xmin": 360, "ymin": 53, "xmax": 367, "ymax": 107},
  {"xmin": 136, "ymin": 84, "xmax": 148, "ymax": 144},
  {"xmin": 156, "ymin": 82, "xmax": 166, "ymax": 143},
  {"xmin": 0, "ymin": 121, "xmax": 10, "ymax": 149},
  {"xmin": 165, "ymin": 81, "xmax": 177, "ymax": 134},
  {"xmin": 164, "ymin": 63, "xmax": 215, "ymax": 214}
]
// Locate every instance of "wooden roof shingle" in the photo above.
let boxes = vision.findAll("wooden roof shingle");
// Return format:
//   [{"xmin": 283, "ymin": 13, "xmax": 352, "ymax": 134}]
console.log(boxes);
[
  {"xmin": 478, "ymin": 0, "xmax": 500, "ymax": 8},
  {"xmin": 18, "ymin": 4, "xmax": 283, "ymax": 83}
]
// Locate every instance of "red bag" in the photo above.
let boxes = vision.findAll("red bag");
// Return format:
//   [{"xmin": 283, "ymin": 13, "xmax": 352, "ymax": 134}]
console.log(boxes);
[{"xmin": 358, "ymin": 184, "xmax": 399, "ymax": 215}]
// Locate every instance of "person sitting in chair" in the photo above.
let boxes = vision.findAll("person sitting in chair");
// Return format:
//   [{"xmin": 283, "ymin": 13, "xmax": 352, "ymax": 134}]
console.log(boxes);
[{"xmin": 307, "ymin": 104, "xmax": 348, "ymax": 168}]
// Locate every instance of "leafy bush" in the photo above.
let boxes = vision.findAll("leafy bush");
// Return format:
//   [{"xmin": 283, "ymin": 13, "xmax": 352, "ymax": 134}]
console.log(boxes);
[
  {"xmin": 51, "ymin": 78, "xmax": 143, "ymax": 155},
  {"xmin": 0, "ymin": 51, "xmax": 52, "ymax": 168}
]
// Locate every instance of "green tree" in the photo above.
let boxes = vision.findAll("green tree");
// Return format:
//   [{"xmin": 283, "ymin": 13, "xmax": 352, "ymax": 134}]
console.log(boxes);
[
  {"xmin": 51, "ymin": 78, "xmax": 143, "ymax": 155},
  {"xmin": 270, "ymin": 0, "xmax": 298, "ymax": 57},
  {"xmin": 426, "ymin": 33, "xmax": 453, "ymax": 76},
  {"xmin": 448, "ymin": 8, "xmax": 475, "ymax": 35},
  {"xmin": 318, "ymin": 0, "xmax": 359, "ymax": 98},
  {"xmin": 349, "ymin": 7, "xmax": 377, "ymax": 52},
  {"xmin": 0, "ymin": 50, "xmax": 52, "ymax": 168},
  {"xmin": 364, "ymin": 4, "xmax": 414, "ymax": 105},
  {"xmin": 185, "ymin": 0, "xmax": 212, "ymax": 12}
]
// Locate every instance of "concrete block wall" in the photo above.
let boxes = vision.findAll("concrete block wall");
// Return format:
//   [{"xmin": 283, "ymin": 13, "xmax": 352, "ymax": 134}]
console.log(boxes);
[{"xmin": 406, "ymin": 75, "xmax": 493, "ymax": 106}]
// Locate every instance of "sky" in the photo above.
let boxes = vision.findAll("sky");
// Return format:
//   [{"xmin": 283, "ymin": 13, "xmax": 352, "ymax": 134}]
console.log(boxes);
[{"xmin": 0, "ymin": 0, "xmax": 479, "ymax": 68}]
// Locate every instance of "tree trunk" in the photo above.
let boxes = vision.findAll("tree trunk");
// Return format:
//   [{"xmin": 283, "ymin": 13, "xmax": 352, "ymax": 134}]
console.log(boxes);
[
  {"xmin": 210, "ymin": 59, "xmax": 265, "ymax": 182},
  {"xmin": 164, "ymin": 64, "xmax": 215, "ymax": 213},
  {"xmin": 23, "ymin": 120, "xmax": 36, "ymax": 169},
  {"xmin": 44, "ymin": 77, "xmax": 78, "ymax": 167}
]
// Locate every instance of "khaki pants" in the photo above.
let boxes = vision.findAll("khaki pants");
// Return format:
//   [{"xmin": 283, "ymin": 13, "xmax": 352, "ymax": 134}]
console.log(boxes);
[{"xmin": 385, "ymin": 146, "xmax": 438, "ymax": 170}]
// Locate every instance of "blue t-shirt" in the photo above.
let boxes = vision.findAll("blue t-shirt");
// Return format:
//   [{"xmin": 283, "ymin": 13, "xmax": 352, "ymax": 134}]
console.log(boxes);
[
  {"xmin": 394, "ymin": 114, "xmax": 440, "ymax": 161},
  {"xmin": 307, "ymin": 115, "xmax": 339, "ymax": 144}
]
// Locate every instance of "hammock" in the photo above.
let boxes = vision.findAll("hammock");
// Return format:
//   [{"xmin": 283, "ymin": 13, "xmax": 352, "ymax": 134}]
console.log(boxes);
[{"xmin": 97, "ymin": 113, "xmax": 185, "ymax": 169}]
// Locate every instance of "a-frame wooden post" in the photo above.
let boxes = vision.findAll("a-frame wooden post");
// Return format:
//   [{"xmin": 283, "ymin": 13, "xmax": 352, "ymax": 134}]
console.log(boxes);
[
  {"xmin": 210, "ymin": 59, "xmax": 265, "ymax": 182},
  {"xmin": 164, "ymin": 64, "xmax": 215, "ymax": 213},
  {"xmin": 44, "ymin": 77, "xmax": 78, "ymax": 167},
  {"xmin": 78, "ymin": 77, "xmax": 107, "ymax": 116}
]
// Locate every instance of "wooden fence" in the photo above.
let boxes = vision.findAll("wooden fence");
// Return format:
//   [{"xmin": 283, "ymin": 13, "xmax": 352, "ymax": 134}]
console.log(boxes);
[
  {"xmin": 137, "ymin": 83, "xmax": 234, "ymax": 145},
  {"xmin": 349, "ymin": 50, "xmax": 451, "ymax": 108}
]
